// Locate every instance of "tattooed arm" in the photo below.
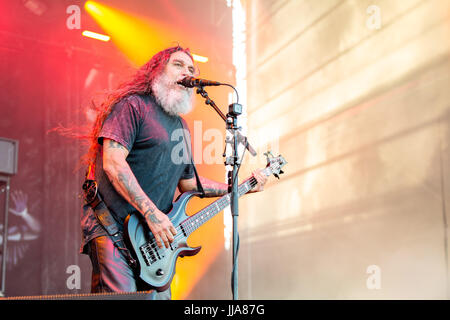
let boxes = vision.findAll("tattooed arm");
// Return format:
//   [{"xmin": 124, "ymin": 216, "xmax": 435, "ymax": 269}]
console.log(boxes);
[
  {"xmin": 178, "ymin": 176, "xmax": 229, "ymax": 198},
  {"xmin": 102, "ymin": 138, "xmax": 176, "ymax": 249},
  {"xmin": 178, "ymin": 169, "xmax": 268, "ymax": 197}
]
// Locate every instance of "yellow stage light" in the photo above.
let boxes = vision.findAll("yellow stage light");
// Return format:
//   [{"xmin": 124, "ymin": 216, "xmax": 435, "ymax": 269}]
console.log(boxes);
[
  {"xmin": 84, "ymin": 1, "xmax": 209, "ymax": 67},
  {"xmin": 192, "ymin": 54, "xmax": 208, "ymax": 63},
  {"xmin": 82, "ymin": 30, "xmax": 110, "ymax": 42},
  {"xmin": 85, "ymin": 1, "xmax": 167, "ymax": 66}
]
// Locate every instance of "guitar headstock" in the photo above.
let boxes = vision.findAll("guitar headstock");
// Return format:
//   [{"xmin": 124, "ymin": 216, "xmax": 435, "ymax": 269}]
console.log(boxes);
[{"xmin": 264, "ymin": 151, "xmax": 287, "ymax": 179}]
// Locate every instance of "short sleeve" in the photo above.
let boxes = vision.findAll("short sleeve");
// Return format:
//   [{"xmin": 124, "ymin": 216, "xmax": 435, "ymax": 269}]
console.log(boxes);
[{"xmin": 98, "ymin": 97, "xmax": 141, "ymax": 151}]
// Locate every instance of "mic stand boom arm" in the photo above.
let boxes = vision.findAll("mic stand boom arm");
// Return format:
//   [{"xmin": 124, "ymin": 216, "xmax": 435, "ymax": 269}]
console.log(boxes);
[
  {"xmin": 196, "ymin": 87, "xmax": 256, "ymax": 156},
  {"xmin": 195, "ymin": 86, "xmax": 256, "ymax": 300}
]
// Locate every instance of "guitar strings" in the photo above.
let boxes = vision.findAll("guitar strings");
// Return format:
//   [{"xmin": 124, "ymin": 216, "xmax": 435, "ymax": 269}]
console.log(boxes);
[
  {"xmin": 145, "ymin": 192, "xmax": 237, "ymax": 250},
  {"xmin": 142, "ymin": 169, "xmax": 268, "ymax": 254},
  {"xmin": 141, "ymin": 165, "xmax": 274, "ymax": 256},
  {"xmin": 142, "ymin": 178, "xmax": 260, "ymax": 255}
]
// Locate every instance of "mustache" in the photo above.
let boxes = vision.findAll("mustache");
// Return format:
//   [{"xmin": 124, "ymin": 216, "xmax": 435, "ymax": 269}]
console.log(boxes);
[
  {"xmin": 174, "ymin": 80, "xmax": 193, "ymax": 94},
  {"xmin": 151, "ymin": 74, "xmax": 194, "ymax": 116}
]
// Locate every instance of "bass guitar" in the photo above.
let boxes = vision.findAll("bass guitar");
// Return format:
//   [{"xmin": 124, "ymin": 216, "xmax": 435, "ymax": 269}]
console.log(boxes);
[{"xmin": 124, "ymin": 151, "xmax": 287, "ymax": 291}]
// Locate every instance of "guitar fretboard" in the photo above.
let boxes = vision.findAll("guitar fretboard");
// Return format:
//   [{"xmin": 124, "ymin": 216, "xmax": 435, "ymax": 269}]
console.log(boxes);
[{"xmin": 180, "ymin": 167, "xmax": 272, "ymax": 236}]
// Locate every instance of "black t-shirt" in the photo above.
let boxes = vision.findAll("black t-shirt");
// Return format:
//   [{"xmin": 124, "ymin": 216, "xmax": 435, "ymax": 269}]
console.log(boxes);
[
  {"xmin": 96, "ymin": 94, "xmax": 194, "ymax": 222},
  {"xmin": 80, "ymin": 94, "xmax": 195, "ymax": 251}
]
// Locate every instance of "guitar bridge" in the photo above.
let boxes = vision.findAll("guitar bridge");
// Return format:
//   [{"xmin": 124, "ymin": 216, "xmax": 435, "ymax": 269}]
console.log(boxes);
[{"xmin": 140, "ymin": 244, "xmax": 157, "ymax": 266}]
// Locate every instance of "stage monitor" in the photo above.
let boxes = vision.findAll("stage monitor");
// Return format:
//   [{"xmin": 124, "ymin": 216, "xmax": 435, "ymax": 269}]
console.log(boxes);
[{"xmin": 0, "ymin": 138, "xmax": 18, "ymax": 176}]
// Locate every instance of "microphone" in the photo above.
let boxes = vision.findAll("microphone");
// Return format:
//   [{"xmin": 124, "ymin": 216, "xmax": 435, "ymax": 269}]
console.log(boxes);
[{"xmin": 177, "ymin": 76, "xmax": 221, "ymax": 88}]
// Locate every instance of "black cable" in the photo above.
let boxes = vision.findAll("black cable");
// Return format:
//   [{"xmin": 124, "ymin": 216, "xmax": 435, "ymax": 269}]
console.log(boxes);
[
  {"xmin": 230, "ymin": 143, "xmax": 247, "ymax": 298},
  {"xmin": 221, "ymin": 83, "xmax": 239, "ymax": 104}
]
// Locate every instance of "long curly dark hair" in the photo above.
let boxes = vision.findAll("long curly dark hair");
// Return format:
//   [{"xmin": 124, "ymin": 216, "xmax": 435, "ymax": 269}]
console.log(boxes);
[{"xmin": 83, "ymin": 45, "xmax": 193, "ymax": 170}]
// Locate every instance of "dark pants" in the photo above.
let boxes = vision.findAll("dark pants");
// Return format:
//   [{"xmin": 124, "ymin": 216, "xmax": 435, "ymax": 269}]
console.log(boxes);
[{"xmin": 87, "ymin": 235, "xmax": 171, "ymax": 300}]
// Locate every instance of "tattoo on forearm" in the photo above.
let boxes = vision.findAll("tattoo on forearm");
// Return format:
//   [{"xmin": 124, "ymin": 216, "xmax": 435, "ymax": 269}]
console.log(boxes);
[
  {"xmin": 109, "ymin": 167, "xmax": 160, "ymax": 223},
  {"xmin": 198, "ymin": 177, "xmax": 228, "ymax": 197},
  {"xmin": 202, "ymin": 187, "xmax": 228, "ymax": 197},
  {"xmin": 117, "ymin": 169, "xmax": 145, "ymax": 205}
]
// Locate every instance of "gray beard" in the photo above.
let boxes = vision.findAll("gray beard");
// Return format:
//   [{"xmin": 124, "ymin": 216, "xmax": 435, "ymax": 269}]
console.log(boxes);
[{"xmin": 151, "ymin": 73, "xmax": 194, "ymax": 116}]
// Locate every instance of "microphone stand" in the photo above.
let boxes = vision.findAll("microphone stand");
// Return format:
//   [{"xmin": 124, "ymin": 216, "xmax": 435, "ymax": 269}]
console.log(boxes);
[{"xmin": 195, "ymin": 86, "xmax": 256, "ymax": 300}]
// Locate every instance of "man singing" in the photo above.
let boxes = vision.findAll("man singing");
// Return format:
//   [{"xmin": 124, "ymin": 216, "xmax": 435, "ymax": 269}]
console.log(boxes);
[{"xmin": 80, "ymin": 46, "xmax": 267, "ymax": 299}]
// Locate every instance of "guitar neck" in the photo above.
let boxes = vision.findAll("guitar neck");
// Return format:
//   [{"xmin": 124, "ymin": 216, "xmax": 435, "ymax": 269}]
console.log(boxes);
[{"xmin": 180, "ymin": 167, "xmax": 272, "ymax": 236}]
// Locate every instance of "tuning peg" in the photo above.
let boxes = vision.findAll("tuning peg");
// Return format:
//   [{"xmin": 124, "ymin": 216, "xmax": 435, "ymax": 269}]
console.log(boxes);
[
  {"xmin": 274, "ymin": 174, "xmax": 279, "ymax": 179},
  {"xmin": 279, "ymin": 170, "xmax": 284, "ymax": 175}
]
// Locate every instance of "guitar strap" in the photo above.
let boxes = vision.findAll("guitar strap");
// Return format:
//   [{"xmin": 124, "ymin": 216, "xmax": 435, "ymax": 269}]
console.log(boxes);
[
  {"xmin": 82, "ymin": 165, "xmax": 137, "ymax": 270},
  {"xmin": 178, "ymin": 118, "xmax": 205, "ymax": 198}
]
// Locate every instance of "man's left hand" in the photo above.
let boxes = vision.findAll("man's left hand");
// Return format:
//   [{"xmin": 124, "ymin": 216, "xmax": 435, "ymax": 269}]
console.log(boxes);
[{"xmin": 251, "ymin": 168, "xmax": 268, "ymax": 192}]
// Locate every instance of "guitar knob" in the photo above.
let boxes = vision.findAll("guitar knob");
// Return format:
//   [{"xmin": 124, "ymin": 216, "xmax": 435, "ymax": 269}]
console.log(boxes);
[{"xmin": 156, "ymin": 269, "xmax": 164, "ymax": 276}]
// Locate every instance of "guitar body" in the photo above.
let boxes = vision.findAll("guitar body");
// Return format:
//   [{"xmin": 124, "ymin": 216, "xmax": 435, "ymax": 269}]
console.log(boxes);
[
  {"xmin": 124, "ymin": 191, "xmax": 202, "ymax": 292},
  {"xmin": 124, "ymin": 151, "xmax": 287, "ymax": 292}
]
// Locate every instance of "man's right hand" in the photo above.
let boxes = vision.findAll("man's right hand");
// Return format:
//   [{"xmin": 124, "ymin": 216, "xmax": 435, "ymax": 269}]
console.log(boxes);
[{"xmin": 144, "ymin": 208, "xmax": 177, "ymax": 249}]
